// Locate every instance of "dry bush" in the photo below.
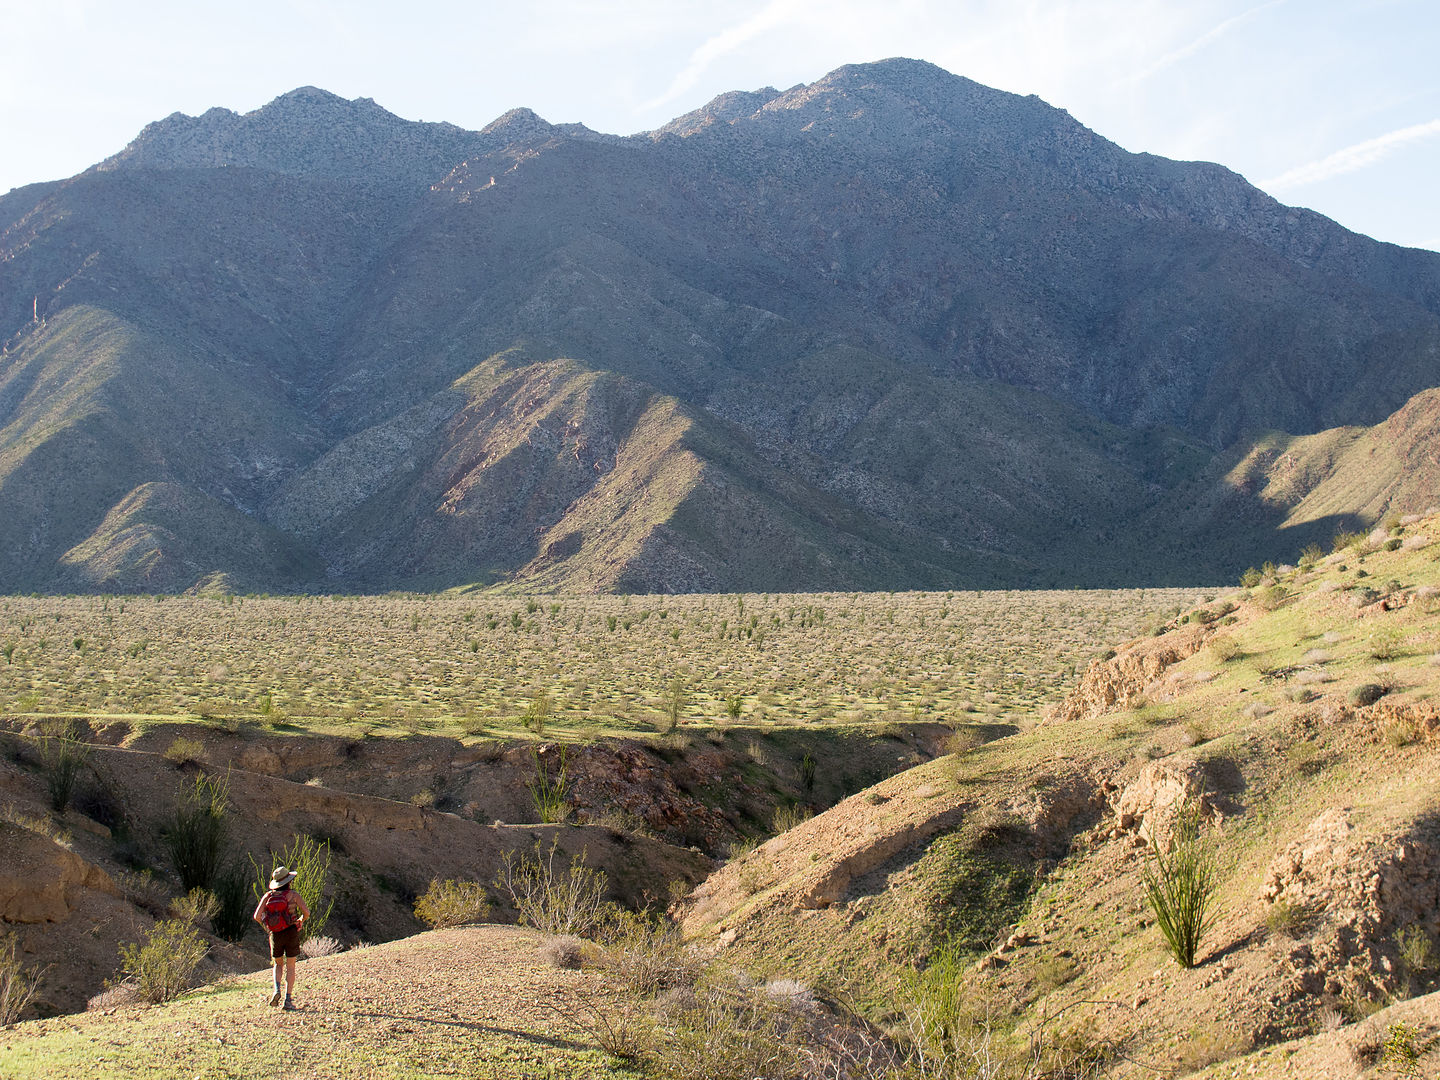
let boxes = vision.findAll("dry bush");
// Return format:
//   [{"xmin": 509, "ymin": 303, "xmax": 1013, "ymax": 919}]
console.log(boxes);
[
  {"xmin": 593, "ymin": 909, "xmax": 706, "ymax": 997},
  {"xmin": 1208, "ymin": 635, "xmax": 1242, "ymax": 663},
  {"xmin": 1, "ymin": 935, "xmax": 45, "ymax": 1025},
  {"xmin": 300, "ymin": 935, "xmax": 342, "ymax": 958},
  {"xmin": 413, "ymin": 879, "xmax": 491, "ymax": 929},
  {"xmin": 542, "ymin": 934, "xmax": 588, "ymax": 970},
  {"xmin": 162, "ymin": 736, "xmax": 206, "ymax": 767},
  {"xmin": 495, "ymin": 838, "xmax": 608, "ymax": 937}
]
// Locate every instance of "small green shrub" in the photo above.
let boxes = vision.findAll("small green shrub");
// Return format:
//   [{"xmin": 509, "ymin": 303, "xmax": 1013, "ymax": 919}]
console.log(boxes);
[
  {"xmin": 1350, "ymin": 683, "xmax": 1388, "ymax": 707},
  {"xmin": 771, "ymin": 804, "xmax": 813, "ymax": 834},
  {"xmin": 495, "ymin": 837, "xmax": 608, "ymax": 937},
  {"xmin": 663, "ymin": 677, "xmax": 688, "ymax": 732},
  {"xmin": 1264, "ymin": 899, "xmax": 1309, "ymax": 938},
  {"xmin": 169, "ymin": 887, "xmax": 219, "ymax": 925},
  {"xmin": 1396, "ymin": 925, "xmax": 1436, "ymax": 993},
  {"xmin": 414, "ymin": 879, "xmax": 491, "ymax": 929},
  {"xmin": 1208, "ymin": 635, "xmax": 1242, "ymax": 663},
  {"xmin": 1369, "ymin": 630, "xmax": 1407, "ymax": 661},
  {"xmin": 118, "ymin": 919, "xmax": 207, "ymax": 1003},
  {"xmin": 521, "ymin": 691, "xmax": 552, "ymax": 736},
  {"xmin": 1142, "ymin": 802, "xmax": 1220, "ymax": 968},
  {"xmin": 726, "ymin": 695, "xmax": 743, "ymax": 719},
  {"xmin": 1382, "ymin": 1021, "xmax": 1422, "ymax": 1077},
  {"xmin": 162, "ymin": 736, "xmax": 206, "ymax": 767},
  {"xmin": 1333, "ymin": 529, "xmax": 1364, "ymax": 552}
]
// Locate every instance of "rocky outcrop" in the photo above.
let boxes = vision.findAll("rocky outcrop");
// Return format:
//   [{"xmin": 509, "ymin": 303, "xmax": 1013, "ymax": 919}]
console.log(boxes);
[
  {"xmin": 1050, "ymin": 624, "xmax": 1212, "ymax": 724},
  {"xmin": 1261, "ymin": 807, "xmax": 1440, "ymax": 1000},
  {"xmin": 0, "ymin": 823, "xmax": 119, "ymax": 923}
]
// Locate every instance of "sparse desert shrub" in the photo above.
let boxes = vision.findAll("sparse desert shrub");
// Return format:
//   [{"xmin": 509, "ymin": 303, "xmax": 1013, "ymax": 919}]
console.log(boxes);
[
  {"xmin": 594, "ymin": 908, "xmax": 705, "ymax": 996},
  {"xmin": 162, "ymin": 735, "xmax": 205, "ymax": 767},
  {"xmin": 520, "ymin": 690, "xmax": 552, "ymax": 736},
  {"xmin": 1208, "ymin": 634, "xmax": 1241, "ymax": 663},
  {"xmin": 1264, "ymin": 899, "xmax": 1310, "ymax": 938},
  {"xmin": 165, "ymin": 772, "xmax": 230, "ymax": 892},
  {"xmin": 1, "ymin": 935, "xmax": 45, "ymax": 1025},
  {"xmin": 169, "ymin": 887, "xmax": 219, "ymax": 926},
  {"xmin": 771, "ymin": 804, "xmax": 813, "ymax": 834},
  {"xmin": 251, "ymin": 834, "xmax": 334, "ymax": 941},
  {"xmin": 1382, "ymin": 1021, "xmax": 1423, "ymax": 1077},
  {"xmin": 300, "ymin": 935, "xmax": 341, "ymax": 958},
  {"xmin": 1333, "ymin": 528, "xmax": 1365, "ymax": 553},
  {"xmin": 1396, "ymin": 925, "xmax": 1436, "ymax": 994},
  {"xmin": 1239, "ymin": 566, "xmax": 1263, "ymax": 589},
  {"xmin": 1383, "ymin": 716, "xmax": 1423, "ymax": 748},
  {"xmin": 542, "ymin": 934, "xmax": 588, "ymax": 970},
  {"xmin": 414, "ymin": 878, "xmax": 491, "ymax": 928},
  {"xmin": 1142, "ymin": 801, "xmax": 1219, "ymax": 969},
  {"xmin": 641, "ymin": 974, "xmax": 809, "ymax": 1080},
  {"xmin": 725, "ymin": 836, "xmax": 759, "ymax": 860},
  {"xmin": 944, "ymin": 727, "xmax": 984, "ymax": 758},
  {"xmin": 725, "ymin": 695, "xmax": 743, "ymax": 719},
  {"xmin": 1369, "ymin": 629, "xmax": 1407, "ymax": 661},
  {"xmin": 495, "ymin": 837, "xmax": 608, "ymax": 937},
  {"xmin": 118, "ymin": 919, "xmax": 207, "ymax": 1003},
  {"xmin": 36, "ymin": 719, "xmax": 90, "ymax": 813},
  {"xmin": 1350, "ymin": 683, "xmax": 1388, "ymax": 707},
  {"xmin": 1297, "ymin": 542, "xmax": 1325, "ymax": 568},
  {"xmin": 663, "ymin": 677, "xmax": 688, "ymax": 732}
]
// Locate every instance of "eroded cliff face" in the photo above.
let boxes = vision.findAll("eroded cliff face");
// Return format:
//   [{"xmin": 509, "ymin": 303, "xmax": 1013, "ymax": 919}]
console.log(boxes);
[{"xmin": 1049, "ymin": 621, "xmax": 1216, "ymax": 725}]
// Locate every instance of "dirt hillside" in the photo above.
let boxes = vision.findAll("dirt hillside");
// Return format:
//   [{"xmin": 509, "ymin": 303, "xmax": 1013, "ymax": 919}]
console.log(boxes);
[{"xmin": 1, "ymin": 925, "xmax": 627, "ymax": 1079}]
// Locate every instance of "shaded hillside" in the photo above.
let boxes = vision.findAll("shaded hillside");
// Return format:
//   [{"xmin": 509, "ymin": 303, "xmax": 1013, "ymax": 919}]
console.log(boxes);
[
  {"xmin": 677, "ymin": 514, "xmax": 1440, "ymax": 1074},
  {"xmin": 4, "ymin": 59, "xmax": 1440, "ymax": 592}
]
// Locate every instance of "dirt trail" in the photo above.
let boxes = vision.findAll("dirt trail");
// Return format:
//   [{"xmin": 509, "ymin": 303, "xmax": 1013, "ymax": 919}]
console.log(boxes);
[{"xmin": 3, "ymin": 926, "xmax": 626, "ymax": 1079}]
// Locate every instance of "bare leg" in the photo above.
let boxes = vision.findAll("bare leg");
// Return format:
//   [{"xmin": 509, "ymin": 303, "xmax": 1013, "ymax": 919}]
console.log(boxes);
[{"xmin": 285, "ymin": 955, "xmax": 297, "ymax": 996}]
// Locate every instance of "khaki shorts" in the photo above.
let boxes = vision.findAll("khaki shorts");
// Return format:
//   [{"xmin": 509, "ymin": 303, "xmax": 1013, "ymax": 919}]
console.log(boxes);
[{"xmin": 270, "ymin": 925, "xmax": 301, "ymax": 958}]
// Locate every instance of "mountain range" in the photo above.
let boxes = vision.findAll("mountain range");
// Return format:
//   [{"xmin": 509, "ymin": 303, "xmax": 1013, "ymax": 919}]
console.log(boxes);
[{"xmin": 3, "ymin": 58, "xmax": 1439, "ymax": 594}]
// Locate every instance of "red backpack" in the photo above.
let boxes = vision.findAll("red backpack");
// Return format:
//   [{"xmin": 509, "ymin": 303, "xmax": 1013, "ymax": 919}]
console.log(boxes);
[{"xmin": 261, "ymin": 889, "xmax": 294, "ymax": 932}]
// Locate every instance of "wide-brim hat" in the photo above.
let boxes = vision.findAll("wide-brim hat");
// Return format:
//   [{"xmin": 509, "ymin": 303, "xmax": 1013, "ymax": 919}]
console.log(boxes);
[{"xmin": 269, "ymin": 866, "xmax": 297, "ymax": 890}]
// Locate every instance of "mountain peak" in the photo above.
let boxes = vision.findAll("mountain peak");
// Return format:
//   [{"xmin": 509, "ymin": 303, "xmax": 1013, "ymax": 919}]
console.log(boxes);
[{"xmin": 98, "ymin": 87, "xmax": 484, "ymax": 186}]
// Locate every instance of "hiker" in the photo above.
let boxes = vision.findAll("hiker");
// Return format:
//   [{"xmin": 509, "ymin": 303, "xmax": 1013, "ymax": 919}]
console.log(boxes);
[{"xmin": 253, "ymin": 865, "xmax": 311, "ymax": 1010}]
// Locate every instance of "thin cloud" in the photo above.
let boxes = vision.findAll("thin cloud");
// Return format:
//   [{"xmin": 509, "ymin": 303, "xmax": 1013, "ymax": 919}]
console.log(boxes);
[
  {"xmin": 642, "ymin": 0, "xmax": 815, "ymax": 112},
  {"xmin": 1120, "ymin": 0, "xmax": 1286, "ymax": 87},
  {"xmin": 1262, "ymin": 117, "xmax": 1440, "ymax": 191}
]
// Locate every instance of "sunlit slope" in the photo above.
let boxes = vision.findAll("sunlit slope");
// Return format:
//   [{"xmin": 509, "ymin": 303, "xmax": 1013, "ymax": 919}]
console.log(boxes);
[
  {"xmin": 678, "ymin": 516, "xmax": 1440, "ymax": 1073},
  {"xmin": 0, "ymin": 307, "xmax": 316, "ymax": 590}
]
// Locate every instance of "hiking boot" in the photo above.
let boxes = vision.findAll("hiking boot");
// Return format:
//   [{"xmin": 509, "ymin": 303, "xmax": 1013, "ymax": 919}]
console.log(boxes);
[
  {"xmin": 282, "ymin": 997, "xmax": 296, "ymax": 1011},
  {"xmin": 268, "ymin": 988, "xmax": 283, "ymax": 1007}
]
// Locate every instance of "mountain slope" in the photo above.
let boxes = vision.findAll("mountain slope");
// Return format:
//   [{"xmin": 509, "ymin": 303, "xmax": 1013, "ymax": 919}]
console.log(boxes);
[{"xmin": 3, "ymin": 59, "xmax": 1440, "ymax": 592}]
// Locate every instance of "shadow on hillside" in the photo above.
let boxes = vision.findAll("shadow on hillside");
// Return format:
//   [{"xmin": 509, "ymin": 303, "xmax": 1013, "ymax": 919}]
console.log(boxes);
[{"xmin": 353, "ymin": 1008, "xmax": 594, "ymax": 1052}]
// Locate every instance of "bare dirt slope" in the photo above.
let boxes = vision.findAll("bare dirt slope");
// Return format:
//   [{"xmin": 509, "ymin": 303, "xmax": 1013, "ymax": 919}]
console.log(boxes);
[
  {"xmin": 0, "ymin": 728, "xmax": 710, "ymax": 1016},
  {"xmin": 1, "ymin": 926, "xmax": 629, "ymax": 1079}
]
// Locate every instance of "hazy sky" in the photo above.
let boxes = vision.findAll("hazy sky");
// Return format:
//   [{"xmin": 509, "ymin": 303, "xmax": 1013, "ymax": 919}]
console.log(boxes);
[{"xmin": 4, "ymin": 0, "xmax": 1438, "ymax": 251}]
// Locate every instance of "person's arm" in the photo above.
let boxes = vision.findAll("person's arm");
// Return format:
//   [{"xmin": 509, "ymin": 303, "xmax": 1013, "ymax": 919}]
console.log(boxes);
[
  {"xmin": 252, "ymin": 892, "xmax": 268, "ymax": 926},
  {"xmin": 293, "ymin": 892, "xmax": 311, "ymax": 926}
]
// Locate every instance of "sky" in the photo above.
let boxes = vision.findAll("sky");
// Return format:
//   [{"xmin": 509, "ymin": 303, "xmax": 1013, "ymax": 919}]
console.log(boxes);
[{"xmin": 3, "ymin": 0, "xmax": 1438, "ymax": 251}]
